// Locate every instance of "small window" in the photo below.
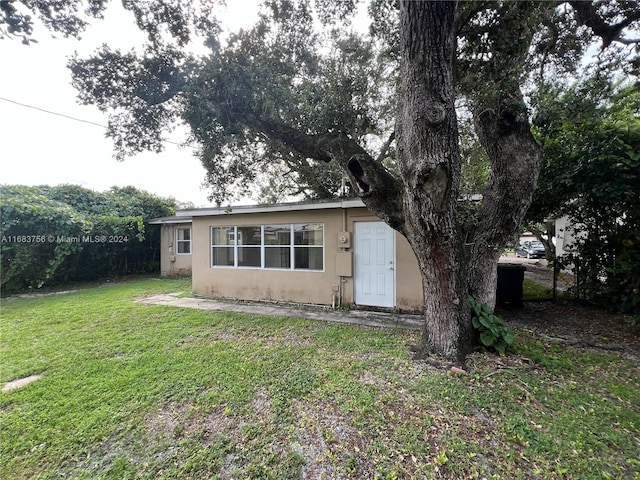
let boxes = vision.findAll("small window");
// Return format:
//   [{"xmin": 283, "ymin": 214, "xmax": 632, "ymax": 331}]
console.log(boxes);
[{"xmin": 176, "ymin": 228, "xmax": 191, "ymax": 254}]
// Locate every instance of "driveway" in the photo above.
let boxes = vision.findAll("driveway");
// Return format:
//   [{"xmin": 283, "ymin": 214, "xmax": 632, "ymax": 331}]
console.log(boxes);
[{"xmin": 499, "ymin": 253, "xmax": 574, "ymax": 291}]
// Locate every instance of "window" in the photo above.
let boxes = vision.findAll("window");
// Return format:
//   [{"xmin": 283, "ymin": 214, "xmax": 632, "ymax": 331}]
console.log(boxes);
[
  {"xmin": 264, "ymin": 224, "xmax": 291, "ymax": 269},
  {"xmin": 237, "ymin": 226, "xmax": 261, "ymax": 267},
  {"xmin": 211, "ymin": 226, "xmax": 234, "ymax": 266},
  {"xmin": 294, "ymin": 224, "xmax": 324, "ymax": 270},
  {"xmin": 176, "ymin": 228, "xmax": 191, "ymax": 254},
  {"xmin": 210, "ymin": 224, "xmax": 324, "ymax": 270}
]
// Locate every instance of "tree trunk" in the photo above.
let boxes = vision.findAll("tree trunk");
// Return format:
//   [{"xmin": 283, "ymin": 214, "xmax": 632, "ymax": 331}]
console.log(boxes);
[
  {"xmin": 466, "ymin": 247, "xmax": 501, "ymax": 309},
  {"xmin": 396, "ymin": 1, "xmax": 473, "ymax": 362},
  {"xmin": 468, "ymin": 85, "xmax": 543, "ymax": 308},
  {"xmin": 531, "ymin": 221, "xmax": 556, "ymax": 261}
]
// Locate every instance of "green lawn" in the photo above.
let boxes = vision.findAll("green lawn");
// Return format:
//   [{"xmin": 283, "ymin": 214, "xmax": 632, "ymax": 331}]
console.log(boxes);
[
  {"xmin": 523, "ymin": 278, "xmax": 571, "ymax": 302},
  {"xmin": 1, "ymin": 277, "xmax": 638, "ymax": 479}
]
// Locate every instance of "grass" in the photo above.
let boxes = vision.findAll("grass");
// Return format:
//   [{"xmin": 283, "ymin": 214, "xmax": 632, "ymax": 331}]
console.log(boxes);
[
  {"xmin": 1, "ymin": 277, "xmax": 639, "ymax": 479},
  {"xmin": 523, "ymin": 278, "xmax": 572, "ymax": 302}
]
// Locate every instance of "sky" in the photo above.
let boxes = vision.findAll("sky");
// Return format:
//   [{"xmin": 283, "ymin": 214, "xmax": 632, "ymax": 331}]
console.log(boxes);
[{"xmin": 0, "ymin": 2, "xmax": 260, "ymax": 207}]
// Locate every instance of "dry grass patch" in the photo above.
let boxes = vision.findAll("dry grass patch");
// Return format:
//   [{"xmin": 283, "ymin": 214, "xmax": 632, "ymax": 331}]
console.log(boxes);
[{"xmin": 291, "ymin": 398, "xmax": 372, "ymax": 479}]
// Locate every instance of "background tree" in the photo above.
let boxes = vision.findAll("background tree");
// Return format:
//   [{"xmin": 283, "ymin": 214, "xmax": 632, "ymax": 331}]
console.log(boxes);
[
  {"xmin": 4, "ymin": 0, "xmax": 639, "ymax": 360},
  {"xmin": 528, "ymin": 78, "xmax": 640, "ymax": 313},
  {"xmin": 0, "ymin": 184, "xmax": 177, "ymax": 292}
]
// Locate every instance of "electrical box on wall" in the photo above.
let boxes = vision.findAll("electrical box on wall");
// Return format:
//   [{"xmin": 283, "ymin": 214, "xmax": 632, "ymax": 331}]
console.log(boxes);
[
  {"xmin": 335, "ymin": 252, "xmax": 353, "ymax": 277},
  {"xmin": 337, "ymin": 231, "xmax": 351, "ymax": 248}
]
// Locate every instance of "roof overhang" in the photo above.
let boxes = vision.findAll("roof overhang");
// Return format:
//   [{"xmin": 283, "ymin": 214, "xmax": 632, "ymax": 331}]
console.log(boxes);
[
  {"xmin": 148, "ymin": 216, "xmax": 193, "ymax": 225},
  {"xmin": 147, "ymin": 199, "xmax": 367, "ymax": 225},
  {"xmin": 177, "ymin": 198, "xmax": 366, "ymax": 218}
]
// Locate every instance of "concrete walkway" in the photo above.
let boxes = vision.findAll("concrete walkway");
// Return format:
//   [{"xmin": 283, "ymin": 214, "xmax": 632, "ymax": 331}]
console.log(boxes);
[{"xmin": 135, "ymin": 293, "xmax": 424, "ymax": 331}]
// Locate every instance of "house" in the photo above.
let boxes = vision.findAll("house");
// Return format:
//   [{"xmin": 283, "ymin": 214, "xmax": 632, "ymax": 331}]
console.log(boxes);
[
  {"xmin": 554, "ymin": 215, "xmax": 584, "ymax": 257},
  {"xmin": 150, "ymin": 198, "xmax": 424, "ymax": 310},
  {"xmin": 149, "ymin": 215, "xmax": 193, "ymax": 277}
]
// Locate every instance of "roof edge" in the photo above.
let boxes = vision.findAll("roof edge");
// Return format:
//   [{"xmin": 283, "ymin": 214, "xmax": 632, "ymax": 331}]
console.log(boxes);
[
  {"xmin": 148, "ymin": 216, "xmax": 193, "ymax": 225},
  {"xmin": 177, "ymin": 198, "xmax": 366, "ymax": 218}
]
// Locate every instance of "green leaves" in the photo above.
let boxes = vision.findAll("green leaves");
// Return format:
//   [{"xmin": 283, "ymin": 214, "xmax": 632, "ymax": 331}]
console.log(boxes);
[
  {"xmin": 531, "ymin": 79, "xmax": 640, "ymax": 314},
  {"xmin": 0, "ymin": 184, "xmax": 177, "ymax": 292},
  {"xmin": 469, "ymin": 296, "xmax": 515, "ymax": 355}
]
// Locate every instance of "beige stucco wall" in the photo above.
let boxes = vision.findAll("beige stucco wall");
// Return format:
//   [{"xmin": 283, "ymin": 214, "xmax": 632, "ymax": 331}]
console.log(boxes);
[
  {"xmin": 159, "ymin": 223, "xmax": 193, "ymax": 276},
  {"xmin": 190, "ymin": 206, "xmax": 424, "ymax": 310}
]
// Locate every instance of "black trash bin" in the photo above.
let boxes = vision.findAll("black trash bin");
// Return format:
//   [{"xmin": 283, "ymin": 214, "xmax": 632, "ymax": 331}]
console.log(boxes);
[{"xmin": 496, "ymin": 263, "xmax": 526, "ymax": 307}]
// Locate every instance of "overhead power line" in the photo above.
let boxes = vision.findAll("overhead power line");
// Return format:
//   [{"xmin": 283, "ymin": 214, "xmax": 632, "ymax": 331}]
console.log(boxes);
[{"xmin": 0, "ymin": 96, "xmax": 192, "ymax": 149}]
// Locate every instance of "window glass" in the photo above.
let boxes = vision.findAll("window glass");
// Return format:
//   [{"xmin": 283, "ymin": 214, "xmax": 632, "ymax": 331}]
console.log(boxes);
[
  {"xmin": 235, "ymin": 226, "xmax": 261, "ymax": 267},
  {"xmin": 212, "ymin": 227, "xmax": 234, "ymax": 266},
  {"xmin": 294, "ymin": 224, "xmax": 324, "ymax": 245},
  {"xmin": 294, "ymin": 246, "xmax": 323, "ymax": 270},
  {"xmin": 238, "ymin": 246, "xmax": 261, "ymax": 267},
  {"xmin": 237, "ymin": 226, "xmax": 261, "ymax": 246},
  {"xmin": 293, "ymin": 224, "xmax": 323, "ymax": 270},
  {"xmin": 265, "ymin": 246, "xmax": 291, "ymax": 268},
  {"xmin": 264, "ymin": 225, "xmax": 291, "ymax": 245},
  {"xmin": 212, "ymin": 226, "xmax": 234, "ymax": 246},
  {"xmin": 212, "ymin": 246, "xmax": 234, "ymax": 266},
  {"xmin": 177, "ymin": 228, "xmax": 190, "ymax": 241}
]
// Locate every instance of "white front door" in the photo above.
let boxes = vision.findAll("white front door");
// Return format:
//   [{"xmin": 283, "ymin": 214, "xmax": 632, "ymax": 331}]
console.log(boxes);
[{"xmin": 354, "ymin": 221, "xmax": 395, "ymax": 307}]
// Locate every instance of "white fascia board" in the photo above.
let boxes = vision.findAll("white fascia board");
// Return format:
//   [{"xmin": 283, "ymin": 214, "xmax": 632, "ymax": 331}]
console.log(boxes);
[
  {"xmin": 148, "ymin": 216, "xmax": 193, "ymax": 225},
  {"xmin": 177, "ymin": 199, "xmax": 366, "ymax": 218}
]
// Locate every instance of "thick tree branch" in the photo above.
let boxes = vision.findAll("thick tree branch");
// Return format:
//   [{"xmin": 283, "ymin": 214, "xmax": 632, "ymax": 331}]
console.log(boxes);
[
  {"xmin": 454, "ymin": 1, "xmax": 493, "ymax": 35},
  {"xmin": 213, "ymin": 101, "xmax": 406, "ymax": 230},
  {"xmin": 569, "ymin": 0, "xmax": 640, "ymax": 48},
  {"xmin": 613, "ymin": 36, "xmax": 640, "ymax": 45},
  {"xmin": 375, "ymin": 130, "xmax": 395, "ymax": 163},
  {"xmin": 465, "ymin": 88, "xmax": 542, "ymax": 309},
  {"xmin": 472, "ymin": 89, "xmax": 542, "ymax": 251}
]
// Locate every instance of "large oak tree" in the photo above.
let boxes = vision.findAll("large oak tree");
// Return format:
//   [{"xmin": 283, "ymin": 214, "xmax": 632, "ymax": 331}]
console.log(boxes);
[{"xmin": 5, "ymin": 0, "xmax": 639, "ymax": 361}]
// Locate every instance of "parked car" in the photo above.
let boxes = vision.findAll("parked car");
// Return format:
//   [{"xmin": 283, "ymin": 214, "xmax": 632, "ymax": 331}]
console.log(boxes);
[{"xmin": 515, "ymin": 241, "xmax": 546, "ymax": 259}]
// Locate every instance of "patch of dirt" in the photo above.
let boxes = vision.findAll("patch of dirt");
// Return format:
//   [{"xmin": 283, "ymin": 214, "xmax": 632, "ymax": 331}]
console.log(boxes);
[
  {"xmin": 251, "ymin": 388, "xmax": 273, "ymax": 418},
  {"xmin": 497, "ymin": 301, "xmax": 640, "ymax": 363},
  {"xmin": 291, "ymin": 398, "xmax": 372, "ymax": 479},
  {"xmin": 2, "ymin": 374, "xmax": 42, "ymax": 392},
  {"xmin": 523, "ymin": 263, "xmax": 575, "ymax": 291}
]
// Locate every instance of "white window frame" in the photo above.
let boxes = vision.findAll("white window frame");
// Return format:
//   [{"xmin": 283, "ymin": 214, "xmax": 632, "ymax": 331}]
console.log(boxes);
[
  {"xmin": 293, "ymin": 223, "xmax": 324, "ymax": 271},
  {"xmin": 176, "ymin": 227, "xmax": 192, "ymax": 255},
  {"xmin": 211, "ymin": 226, "xmax": 235, "ymax": 267},
  {"xmin": 210, "ymin": 224, "xmax": 324, "ymax": 271},
  {"xmin": 236, "ymin": 225, "xmax": 262, "ymax": 269}
]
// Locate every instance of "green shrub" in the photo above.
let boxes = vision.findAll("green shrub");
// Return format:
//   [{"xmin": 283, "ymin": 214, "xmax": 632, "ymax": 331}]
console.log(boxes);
[
  {"xmin": 0, "ymin": 184, "xmax": 176, "ymax": 292},
  {"xmin": 469, "ymin": 296, "xmax": 515, "ymax": 355}
]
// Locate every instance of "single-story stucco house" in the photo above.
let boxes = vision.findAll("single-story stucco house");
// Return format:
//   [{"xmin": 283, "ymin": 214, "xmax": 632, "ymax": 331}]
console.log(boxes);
[{"xmin": 150, "ymin": 198, "xmax": 425, "ymax": 310}]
